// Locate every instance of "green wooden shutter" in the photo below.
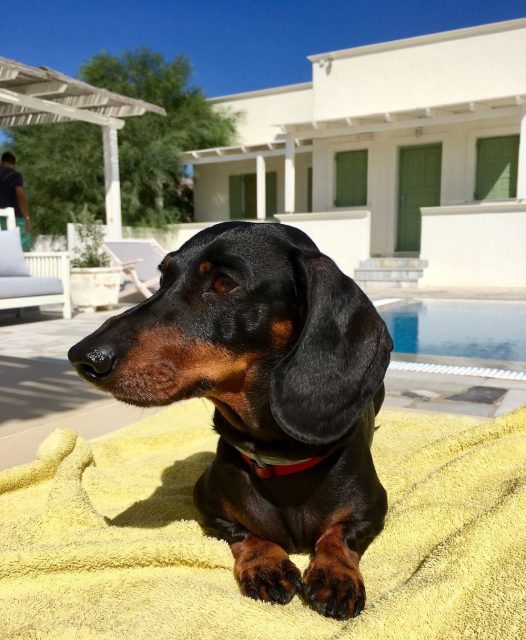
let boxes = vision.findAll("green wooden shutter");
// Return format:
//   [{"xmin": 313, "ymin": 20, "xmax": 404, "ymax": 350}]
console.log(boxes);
[
  {"xmin": 243, "ymin": 174, "xmax": 257, "ymax": 218},
  {"xmin": 266, "ymin": 172, "xmax": 277, "ymax": 216},
  {"xmin": 229, "ymin": 175, "xmax": 244, "ymax": 219},
  {"xmin": 307, "ymin": 167, "xmax": 313, "ymax": 213},
  {"xmin": 335, "ymin": 150, "xmax": 368, "ymax": 207},
  {"xmin": 475, "ymin": 135, "xmax": 519, "ymax": 200}
]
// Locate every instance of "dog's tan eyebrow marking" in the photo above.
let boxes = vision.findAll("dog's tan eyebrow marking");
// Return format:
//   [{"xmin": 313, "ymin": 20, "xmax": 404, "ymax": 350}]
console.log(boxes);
[{"xmin": 197, "ymin": 260, "xmax": 213, "ymax": 275}]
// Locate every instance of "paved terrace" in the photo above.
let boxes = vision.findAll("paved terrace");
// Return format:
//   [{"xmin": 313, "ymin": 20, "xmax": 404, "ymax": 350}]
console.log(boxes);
[{"xmin": 1, "ymin": 288, "xmax": 526, "ymax": 470}]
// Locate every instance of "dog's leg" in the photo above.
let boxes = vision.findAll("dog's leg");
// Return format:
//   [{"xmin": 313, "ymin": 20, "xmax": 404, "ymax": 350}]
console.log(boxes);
[
  {"xmin": 231, "ymin": 533, "xmax": 303, "ymax": 604},
  {"xmin": 303, "ymin": 516, "xmax": 384, "ymax": 619},
  {"xmin": 194, "ymin": 474, "xmax": 303, "ymax": 604}
]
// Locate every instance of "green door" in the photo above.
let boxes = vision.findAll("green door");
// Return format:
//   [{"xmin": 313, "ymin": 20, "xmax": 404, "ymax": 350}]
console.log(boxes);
[{"xmin": 397, "ymin": 144, "xmax": 442, "ymax": 252}]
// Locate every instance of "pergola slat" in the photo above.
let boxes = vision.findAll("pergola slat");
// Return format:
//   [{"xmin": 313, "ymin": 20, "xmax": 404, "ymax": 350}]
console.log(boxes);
[{"xmin": 0, "ymin": 56, "xmax": 166, "ymax": 239}]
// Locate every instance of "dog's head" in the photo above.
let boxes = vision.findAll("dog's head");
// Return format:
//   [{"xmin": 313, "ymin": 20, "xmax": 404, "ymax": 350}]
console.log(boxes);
[{"xmin": 69, "ymin": 222, "xmax": 392, "ymax": 445}]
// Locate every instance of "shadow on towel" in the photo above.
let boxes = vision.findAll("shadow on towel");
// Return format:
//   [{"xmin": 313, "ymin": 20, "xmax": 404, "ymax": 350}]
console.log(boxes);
[{"xmin": 110, "ymin": 451, "xmax": 214, "ymax": 528}]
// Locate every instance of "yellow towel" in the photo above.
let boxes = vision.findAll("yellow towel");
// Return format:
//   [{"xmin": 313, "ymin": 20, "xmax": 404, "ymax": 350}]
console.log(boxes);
[{"xmin": 0, "ymin": 401, "xmax": 524, "ymax": 639}]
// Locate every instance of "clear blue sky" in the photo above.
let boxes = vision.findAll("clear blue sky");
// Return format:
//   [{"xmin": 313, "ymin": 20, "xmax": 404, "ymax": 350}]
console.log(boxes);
[{"xmin": 2, "ymin": 0, "xmax": 525, "ymax": 98}]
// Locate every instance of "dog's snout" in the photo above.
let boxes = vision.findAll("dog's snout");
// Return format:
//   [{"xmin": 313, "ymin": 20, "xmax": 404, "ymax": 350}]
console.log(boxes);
[{"xmin": 68, "ymin": 342, "xmax": 116, "ymax": 382}]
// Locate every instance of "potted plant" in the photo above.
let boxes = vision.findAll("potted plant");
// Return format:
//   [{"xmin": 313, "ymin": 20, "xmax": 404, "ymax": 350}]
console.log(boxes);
[{"xmin": 70, "ymin": 211, "xmax": 122, "ymax": 310}]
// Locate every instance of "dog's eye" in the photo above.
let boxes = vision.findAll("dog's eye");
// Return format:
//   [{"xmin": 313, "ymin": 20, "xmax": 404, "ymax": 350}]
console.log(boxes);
[{"xmin": 211, "ymin": 272, "xmax": 238, "ymax": 294}]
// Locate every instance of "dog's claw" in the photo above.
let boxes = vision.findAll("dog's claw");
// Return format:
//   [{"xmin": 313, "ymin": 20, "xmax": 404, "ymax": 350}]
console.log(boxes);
[
  {"xmin": 325, "ymin": 595, "xmax": 338, "ymax": 617},
  {"xmin": 290, "ymin": 574, "xmax": 304, "ymax": 593},
  {"xmin": 352, "ymin": 592, "xmax": 365, "ymax": 617},
  {"xmin": 304, "ymin": 579, "xmax": 323, "ymax": 601}
]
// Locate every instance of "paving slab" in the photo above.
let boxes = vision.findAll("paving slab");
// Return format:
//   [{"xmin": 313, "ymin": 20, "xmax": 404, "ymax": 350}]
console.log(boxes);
[
  {"xmin": 445, "ymin": 386, "xmax": 507, "ymax": 405},
  {"xmin": 412, "ymin": 401, "xmax": 495, "ymax": 418}
]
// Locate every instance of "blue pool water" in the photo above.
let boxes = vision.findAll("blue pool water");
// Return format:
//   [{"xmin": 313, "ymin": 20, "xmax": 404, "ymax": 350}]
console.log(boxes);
[{"xmin": 379, "ymin": 300, "xmax": 526, "ymax": 362}]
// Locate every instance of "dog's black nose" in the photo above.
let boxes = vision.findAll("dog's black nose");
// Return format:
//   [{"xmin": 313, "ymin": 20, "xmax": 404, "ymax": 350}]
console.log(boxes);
[{"xmin": 68, "ymin": 343, "xmax": 116, "ymax": 382}]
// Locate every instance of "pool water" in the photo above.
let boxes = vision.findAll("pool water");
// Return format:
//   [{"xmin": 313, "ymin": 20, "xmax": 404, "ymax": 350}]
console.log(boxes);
[{"xmin": 379, "ymin": 299, "xmax": 526, "ymax": 362}]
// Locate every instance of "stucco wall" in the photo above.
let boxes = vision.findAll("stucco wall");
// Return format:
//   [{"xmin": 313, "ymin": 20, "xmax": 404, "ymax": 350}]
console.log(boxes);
[
  {"xmin": 275, "ymin": 211, "xmax": 371, "ymax": 277},
  {"xmin": 212, "ymin": 85, "xmax": 313, "ymax": 146},
  {"xmin": 312, "ymin": 24, "xmax": 526, "ymax": 121},
  {"xmin": 193, "ymin": 153, "xmax": 312, "ymax": 222},
  {"xmin": 420, "ymin": 204, "xmax": 526, "ymax": 287},
  {"xmin": 310, "ymin": 116, "xmax": 520, "ymax": 255}
]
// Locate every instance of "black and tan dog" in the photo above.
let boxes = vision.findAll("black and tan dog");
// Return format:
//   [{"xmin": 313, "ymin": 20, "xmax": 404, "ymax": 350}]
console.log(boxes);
[{"xmin": 68, "ymin": 221, "xmax": 393, "ymax": 619}]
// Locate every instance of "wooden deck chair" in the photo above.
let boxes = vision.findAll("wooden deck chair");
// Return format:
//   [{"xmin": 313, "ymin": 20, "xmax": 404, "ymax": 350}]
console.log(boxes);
[{"xmin": 103, "ymin": 239, "xmax": 166, "ymax": 299}]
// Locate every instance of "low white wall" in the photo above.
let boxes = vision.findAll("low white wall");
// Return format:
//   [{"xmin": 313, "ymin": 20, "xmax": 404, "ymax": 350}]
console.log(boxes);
[
  {"xmin": 420, "ymin": 203, "xmax": 526, "ymax": 287},
  {"xmin": 66, "ymin": 222, "xmax": 217, "ymax": 255},
  {"xmin": 65, "ymin": 211, "xmax": 370, "ymax": 279},
  {"xmin": 275, "ymin": 210, "xmax": 371, "ymax": 277}
]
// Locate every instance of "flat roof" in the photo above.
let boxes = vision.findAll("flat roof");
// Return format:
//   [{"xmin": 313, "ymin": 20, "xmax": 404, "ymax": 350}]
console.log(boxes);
[
  {"xmin": 308, "ymin": 17, "xmax": 526, "ymax": 62},
  {"xmin": 209, "ymin": 82, "xmax": 312, "ymax": 104}
]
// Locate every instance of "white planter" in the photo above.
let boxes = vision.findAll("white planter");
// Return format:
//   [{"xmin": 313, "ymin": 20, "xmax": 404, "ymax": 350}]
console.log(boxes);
[{"xmin": 70, "ymin": 265, "xmax": 122, "ymax": 310}]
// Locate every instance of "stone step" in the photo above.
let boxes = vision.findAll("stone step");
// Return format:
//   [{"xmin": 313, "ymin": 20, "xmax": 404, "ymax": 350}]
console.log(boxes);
[
  {"xmin": 354, "ymin": 268, "xmax": 424, "ymax": 282},
  {"xmin": 359, "ymin": 258, "xmax": 428, "ymax": 269},
  {"xmin": 355, "ymin": 279, "xmax": 418, "ymax": 289}
]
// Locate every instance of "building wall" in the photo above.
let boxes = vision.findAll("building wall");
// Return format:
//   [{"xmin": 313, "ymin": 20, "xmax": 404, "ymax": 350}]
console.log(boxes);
[
  {"xmin": 420, "ymin": 204, "xmax": 526, "ymax": 287},
  {"xmin": 194, "ymin": 152, "xmax": 312, "ymax": 222},
  {"xmin": 310, "ymin": 115, "xmax": 519, "ymax": 254},
  {"xmin": 211, "ymin": 85, "xmax": 313, "ymax": 146},
  {"xmin": 312, "ymin": 24, "xmax": 526, "ymax": 121}
]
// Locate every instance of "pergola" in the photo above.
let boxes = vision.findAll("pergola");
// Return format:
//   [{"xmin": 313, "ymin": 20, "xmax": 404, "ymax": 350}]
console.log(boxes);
[{"xmin": 0, "ymin": 56, "xmax": 166, "ymax": 238}]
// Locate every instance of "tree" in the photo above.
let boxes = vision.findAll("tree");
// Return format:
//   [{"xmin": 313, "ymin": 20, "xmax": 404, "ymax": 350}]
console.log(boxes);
[{"xmin": 2, "ymin": 49, "xmax": 236, "ymax": 235}]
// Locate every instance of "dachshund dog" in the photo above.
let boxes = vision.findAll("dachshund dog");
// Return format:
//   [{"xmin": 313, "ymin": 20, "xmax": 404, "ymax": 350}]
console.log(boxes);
[{"xmin": 68, "ymin": 221, "xmax": 393, "ymax": 620}]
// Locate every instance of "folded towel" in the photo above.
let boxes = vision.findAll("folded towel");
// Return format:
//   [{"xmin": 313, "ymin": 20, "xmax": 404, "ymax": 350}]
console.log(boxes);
[{"xmin": 0, "ymin": 400, "xmax": 524, "ymax": 639}]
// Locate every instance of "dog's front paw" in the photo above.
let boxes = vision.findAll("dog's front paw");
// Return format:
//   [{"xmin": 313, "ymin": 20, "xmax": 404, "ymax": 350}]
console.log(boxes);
[
  {"xmin": 232, "ymin": 538, "xmax": 303, "ymax": 604},
  {"xmin": 303, "ymin": 556, "xmax": 366, "ymax": 619}
]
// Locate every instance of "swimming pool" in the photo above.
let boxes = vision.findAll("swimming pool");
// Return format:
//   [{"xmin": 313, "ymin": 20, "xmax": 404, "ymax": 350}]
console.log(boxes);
[{"xmin": 378, "ymin": 299, "xmax": 526, "ymax": 364}]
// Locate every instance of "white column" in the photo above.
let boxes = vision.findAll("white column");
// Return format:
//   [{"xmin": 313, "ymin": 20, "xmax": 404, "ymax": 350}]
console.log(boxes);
[
  {"xmin": 517, "ymin": 106, "xmax": 526, "ymax": 200},
  {"xmin": 284, "ymin": 134, "xmax": 295, "ymax": 213},
  {"xmin": 102, "ymin": 125, "xmax": 122, "ymax": 239},
  {"xmin": 256, "ymin": 154, "xmax": 266, "ymax": 220}
]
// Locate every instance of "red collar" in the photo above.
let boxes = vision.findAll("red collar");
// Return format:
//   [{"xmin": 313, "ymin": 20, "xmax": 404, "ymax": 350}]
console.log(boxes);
[{"xmin": 238, "ymin": 450, "xmax": 329, "ymax": 479}]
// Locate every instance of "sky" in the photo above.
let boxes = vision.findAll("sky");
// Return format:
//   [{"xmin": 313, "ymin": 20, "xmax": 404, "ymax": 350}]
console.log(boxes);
[{"xmin": 1, "ymin": 0, "xmax": 525, "ymax": 98}]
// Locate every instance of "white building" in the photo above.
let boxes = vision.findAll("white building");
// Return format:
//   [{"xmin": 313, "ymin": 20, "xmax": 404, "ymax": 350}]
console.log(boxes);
[{"xmin": 182, "ymin": 18, "xmax": 526, "ymax": 289}]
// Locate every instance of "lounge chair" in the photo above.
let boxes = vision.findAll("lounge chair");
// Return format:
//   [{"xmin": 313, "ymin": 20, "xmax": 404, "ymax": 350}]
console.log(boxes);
[
  {"xmin": 103, "ymin": 239, "xmax": 165, "ymax": 299},
  {"xmin": 0, "ymin": 208, "xmax": 71, "ymax": 319}
]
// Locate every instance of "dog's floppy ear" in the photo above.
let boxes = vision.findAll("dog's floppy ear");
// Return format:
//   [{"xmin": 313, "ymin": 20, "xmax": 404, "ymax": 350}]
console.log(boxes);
[{"xmin": 270, "ymin": 252, "xmax": 393, "ymax": 445}]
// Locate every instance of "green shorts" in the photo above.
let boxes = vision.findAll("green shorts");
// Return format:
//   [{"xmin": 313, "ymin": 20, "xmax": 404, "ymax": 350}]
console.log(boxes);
[{"xmin": 0, "ymin": 217, "xmax": 32, "ymax": 251}]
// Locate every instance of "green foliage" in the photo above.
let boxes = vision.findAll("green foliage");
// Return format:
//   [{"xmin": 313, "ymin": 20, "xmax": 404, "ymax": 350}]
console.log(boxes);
[
  {"xmin": 1, "ymin": 48, "xmax": 236, "ymax": 236},
  {"xmin": 70, "ymin": 209, "xmax": 110, "ymax": 268}
]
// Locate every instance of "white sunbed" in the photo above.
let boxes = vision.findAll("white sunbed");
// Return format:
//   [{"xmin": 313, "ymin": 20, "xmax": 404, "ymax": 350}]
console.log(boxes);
[{"xmin": 103, "ymin": 239, "xmax": 166, "ymax": 299}]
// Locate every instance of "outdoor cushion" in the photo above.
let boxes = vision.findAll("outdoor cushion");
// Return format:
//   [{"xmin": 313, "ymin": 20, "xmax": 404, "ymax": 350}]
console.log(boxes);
[
  {"xmin": 0, "ymin": 276, "xmax": 63, "ymax": 298},
  {"xmin": 0, "ymin": 229, "xmax": 30, "ymax": 277}
]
